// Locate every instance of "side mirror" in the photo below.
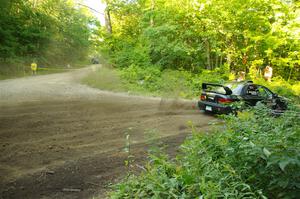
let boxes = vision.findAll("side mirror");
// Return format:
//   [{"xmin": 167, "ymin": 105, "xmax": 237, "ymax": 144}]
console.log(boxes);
[{"xmin": 273, "ymin": 93, "xmax": 278, "ymax": 98}]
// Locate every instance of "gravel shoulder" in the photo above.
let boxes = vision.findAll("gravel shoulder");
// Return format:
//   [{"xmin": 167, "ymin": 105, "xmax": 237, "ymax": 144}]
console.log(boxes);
[{"xmin": 0, "ymin": 65, "xmax": 214, "ymax": 199}]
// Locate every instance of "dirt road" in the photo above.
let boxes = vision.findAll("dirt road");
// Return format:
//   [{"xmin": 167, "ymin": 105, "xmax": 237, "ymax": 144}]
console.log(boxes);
[{"xmin": 0, "ymin": 66, "xmax": 213, "ymax": 199}]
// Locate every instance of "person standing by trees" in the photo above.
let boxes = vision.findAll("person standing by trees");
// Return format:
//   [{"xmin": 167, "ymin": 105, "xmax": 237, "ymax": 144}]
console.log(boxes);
[
  {"xmin": 264, "ymin": 65, "xmax": 273, "ymax": 82},
  {"xmin": 237, "ymin": 71, "xmax": 246, "ymax": 82},
  {"xmin": 31, "ymin": 61, "xmax": 37, "ymax": 75}
]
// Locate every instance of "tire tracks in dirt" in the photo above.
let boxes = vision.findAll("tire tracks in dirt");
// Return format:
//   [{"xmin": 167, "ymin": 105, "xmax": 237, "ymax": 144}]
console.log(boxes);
[{"xmin": 0, "ymin": 66, "xmax": 214, "ymax": 199}]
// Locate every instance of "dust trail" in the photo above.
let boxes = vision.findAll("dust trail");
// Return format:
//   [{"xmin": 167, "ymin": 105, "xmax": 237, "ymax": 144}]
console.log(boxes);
[
  {"xmin": 159, "ymin": 98, "xmax": 197, "ymax": 111},
  {"xmin": 0, "ymin": 65, "xmax": 212, "ymax": 199}
]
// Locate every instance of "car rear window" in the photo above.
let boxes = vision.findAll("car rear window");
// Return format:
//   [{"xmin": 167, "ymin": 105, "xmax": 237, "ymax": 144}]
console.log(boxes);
[
  {"xmin": 225, "ymin": 83, "xmax": 244, "ymax": 95},
  {"xmin": 205, "ymin": 85, "xmax": 227, "ymax": 94}
]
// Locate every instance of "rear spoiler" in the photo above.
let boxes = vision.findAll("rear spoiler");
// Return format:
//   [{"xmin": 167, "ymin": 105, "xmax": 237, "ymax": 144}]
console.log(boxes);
[{"xmin": 202, "ymin": 83, "xmax": 233, "ymax": 95}]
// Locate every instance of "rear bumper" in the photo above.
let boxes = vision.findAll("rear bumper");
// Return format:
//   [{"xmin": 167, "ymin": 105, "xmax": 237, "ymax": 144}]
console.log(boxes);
[{"xmin": 198, "ymin": 101, "xmax": 233, "ymax": 114}]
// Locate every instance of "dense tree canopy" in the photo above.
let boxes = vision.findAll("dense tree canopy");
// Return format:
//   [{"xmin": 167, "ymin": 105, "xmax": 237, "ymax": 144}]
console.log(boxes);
[
  {"xmin": 0, "ymin": 0, "xmax": 96, "ymax": 66},
  {"xmin": 100, "ymin": 0, "xmax": 300, "ymax": 80}
]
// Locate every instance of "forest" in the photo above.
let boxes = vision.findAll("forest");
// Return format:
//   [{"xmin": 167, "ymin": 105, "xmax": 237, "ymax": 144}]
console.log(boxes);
[
  {"xmin": 83, "ymin": 0, "xmax": 300, "ymax": 102},
  {"xmin": 1, "ymin": 0, "xmax": 299, "ymax": 83},
  {"xmin": 100, "ymin": 0, "xmax": 300, "ymax": 80},
  {"xmin": 0, "ymin": 0, "xmax": 299, "ymax": 198},
  {"xmin": 98, "ymin": 0, "xmax": 300, "ymax": 198},
  {"xmin": 0, "ymin": 0, "xmax": 97, "ymax": 77}
]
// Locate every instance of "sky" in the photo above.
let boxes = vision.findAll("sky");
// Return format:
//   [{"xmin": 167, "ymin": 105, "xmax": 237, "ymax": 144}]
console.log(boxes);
[{"xmin": 83, "ymin": 0, "xmax": 106, "ymax": 25}]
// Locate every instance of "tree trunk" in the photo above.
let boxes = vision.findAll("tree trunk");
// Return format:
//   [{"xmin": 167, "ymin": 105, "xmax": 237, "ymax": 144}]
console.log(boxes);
[
  {"xmin": 150, "ymin": 0, "xmax": 155, "ymax": 26},
  {"xmin": 227, "ymin": 52, "xmax": 232, "ymax": 70},
  {"xmin": 210, "ymin": 54, "xmax": 214, "ymax": 70},
  {"xmin": 220, "ymin": 54, "xmax": 223, "ymax": 67},
  {"xmin": 204, "ymin": 39, "xmax": 211, "ymax": 70},
  {"xmin": 33, "ymin": 0, "xmax": 38, "ymax": 8},
  {"xmin": 288, "ymin": 65, "xmax": 293, "ymax": 82},
  {"xmin": 215, "ymin": 54, "xmax": 219, "ymax": 69},
  {"xmin": 105, "ymin": 7, "xmax": 112, "ymax": 34}
]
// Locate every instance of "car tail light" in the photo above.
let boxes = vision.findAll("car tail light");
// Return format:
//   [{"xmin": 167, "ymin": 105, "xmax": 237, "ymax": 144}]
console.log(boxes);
[
  {"xmin": 218, "ymin": 98, "xmax": 233, "ymax": 104},
  {"xmin": 200, "ymin": 94, "xmax": 206, "ymax": 101}
]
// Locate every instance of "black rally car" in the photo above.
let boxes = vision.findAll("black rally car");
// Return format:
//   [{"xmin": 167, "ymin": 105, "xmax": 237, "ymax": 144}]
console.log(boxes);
[{"xmin": 198, "ymin": 81, "xmax": 287, "ymax": 114}]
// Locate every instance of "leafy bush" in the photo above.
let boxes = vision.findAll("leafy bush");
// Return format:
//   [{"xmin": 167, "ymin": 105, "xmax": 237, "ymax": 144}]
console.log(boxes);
[
  {"xmin": 0, "ymin": 0, "xmax": 93, "ymax": 67},
  {"xmin": 84, "ymin": 64, "xmax": 299, "ymax": 103},
  {"xmin": 109, "ymin": 105, "xmax": 300, "ymax": 198},
  {"xmin": 102, "ymin": 0, "xmax": 300, "ymax": 81},
  {"xmin": 82, "ymin": 67, "xmax": 126, "ymax": 92},
  {"xmin": 111, "ymin": 41, "xmax": 152, "ymax": 68},
  {"xmin": 119, "ymin": 66, "xmax": 229, "ymax": 98}
]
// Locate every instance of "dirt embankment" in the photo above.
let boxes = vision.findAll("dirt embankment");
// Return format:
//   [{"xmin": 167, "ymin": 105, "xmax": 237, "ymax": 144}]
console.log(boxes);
[{"xmin": 0, "ymin": 66, "xmax": 214, "ymax": 199}]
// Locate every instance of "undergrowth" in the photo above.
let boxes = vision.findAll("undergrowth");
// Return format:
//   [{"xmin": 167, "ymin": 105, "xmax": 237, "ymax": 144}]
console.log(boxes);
[
  {"xmin": 82, "ymin": 67, "xmax": 127, "ymax": 92},
  {"xmin": 109, "ymin": 104, "xmax": 300, "ymax": 199},
  {"xmin": 84, "ymin": 65, "xmax": 300, "ymax": 103},
  {"xmin": 0, "ymin": 59, "xmax": 87, "ymax": 80},
  {"xmin": 119, "ymin": 65, "xmax": 229, "ymax": 99}
]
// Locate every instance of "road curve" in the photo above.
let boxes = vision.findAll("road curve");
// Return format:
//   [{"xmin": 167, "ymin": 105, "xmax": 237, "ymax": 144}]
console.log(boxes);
[{"xmin": 0, "ymin": 65, "xmax": 213, "ymax": 199}]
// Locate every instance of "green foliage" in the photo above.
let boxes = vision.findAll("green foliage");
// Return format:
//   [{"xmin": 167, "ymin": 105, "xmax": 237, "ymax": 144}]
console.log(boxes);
[
  {"xmin": 0, "ymin": 0, "xmax": 97, "ymax": 77},
  {"xmin": 120, "ymin": 65, "xmax": 162, "ymax": 92},
  {"xmin": 112, "ymin": 42, "xmax": 152, "ymax": 68},
  {"xmin": 119, "ymin": 66, "xmax": 229, "ymax": 98},
  {"xmin": 254, "ymin": 77, "xmax": 300, "ymax": 102},
  {"xmin": 100, "ymin": 0, "xmax": 300, "ymax": 80},
  {"xmin": 109, "ymin": 105, "xmax": 300, "ymax": 198},
  {"xmin": 219, "ymin": 106, "xmax": 300, "ymax": 198},
  {"xmin": 119, "ymin": 66, "xmax": 300, "ymax": 101},
  {"xmin": 82, "ymin": 67, "xmax": 127, "ymax": 92},
  {"xmin": 84, "ymin": 66, "xmax": 300, "ymax": 102}
]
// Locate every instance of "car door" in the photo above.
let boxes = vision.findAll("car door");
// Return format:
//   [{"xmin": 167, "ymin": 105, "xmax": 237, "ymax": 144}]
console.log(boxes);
[
  {"xmin": 256, "ymin": 85, "xmax": 274, "ymax": 106},
  {"xmin": 242, "ymin": 84, "xmax": 273, "ymax": 106}
]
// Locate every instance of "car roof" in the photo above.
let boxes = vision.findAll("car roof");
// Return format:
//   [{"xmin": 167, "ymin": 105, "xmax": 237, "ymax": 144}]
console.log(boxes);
[
  {"xmin": 224, "ymin": 81, "xmax": 253, "ymax": 95},
  {"xmin": 202, "ymin": 81, "xmax": 257, "ymax": 96},
  {"xmin": 225, "ymin": 80, "xmax": 253, "ymax": 85}
]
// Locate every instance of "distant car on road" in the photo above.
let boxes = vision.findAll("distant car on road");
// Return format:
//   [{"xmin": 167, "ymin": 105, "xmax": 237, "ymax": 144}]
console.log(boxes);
[
  {"xmin": 91, "ymin": 58, "xmax": 99, "ymax": 64},
  {"xmin": 198, "ymin": 81, "xmax": 288, "ymax": 114}
]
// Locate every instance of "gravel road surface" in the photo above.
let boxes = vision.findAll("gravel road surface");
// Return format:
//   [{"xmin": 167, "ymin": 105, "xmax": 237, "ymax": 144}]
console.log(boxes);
[{"xmin": 0, "ymin": 65, "xmax": 213, "ymax": 199}]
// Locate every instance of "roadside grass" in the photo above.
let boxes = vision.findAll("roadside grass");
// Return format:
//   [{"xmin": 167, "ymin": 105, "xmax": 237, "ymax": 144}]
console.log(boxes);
[
  {"xmin": 0, "ymin": 62, "xmax": 87, "ymax": 80},
  {"xmin": 0, "ymin": 68, "xmax": 70, "ymax": 80},
  {"xmin": 109, "ymin": 104, "xmax": 300, "ymax": 199},
  {"xmin": 82, "ymin": 66, "xmax": 226, "ymax": 99},
  {"xmin": 81, "ymin": 67, "xmax": 128, "ymax": 92},
  {"xmin": 82, "ymin": 65, "xmax": 300, "ymax": 198},
  {"xmin": 0, "ymin": 64, "xmax": 25, "ymax": 80},
  {"xmin": 82, "ymin": 65, "xmax": 300, "ymax": 103},
  {"xmin": 81, "ymin": 66, "xmax": 181, "ymax": 98}
]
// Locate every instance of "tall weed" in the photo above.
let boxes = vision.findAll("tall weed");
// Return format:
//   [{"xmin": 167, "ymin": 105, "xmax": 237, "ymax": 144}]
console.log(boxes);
[{"xmin": 109, "ymin": 105, "xmax": 300, "ymax": 198}]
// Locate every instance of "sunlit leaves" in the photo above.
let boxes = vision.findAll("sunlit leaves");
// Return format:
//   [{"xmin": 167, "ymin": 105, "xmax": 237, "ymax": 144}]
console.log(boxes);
[
  {"xmin": 0, "ymin": 0, "xmax": 95, "ymax": 64},
  {"xmin": 110, "ymin": 105, "xmax": 300, "ymax": 198},
  {"xmin": 101, "ymin": 0, "xmax": 300, "ymax": 80}
]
